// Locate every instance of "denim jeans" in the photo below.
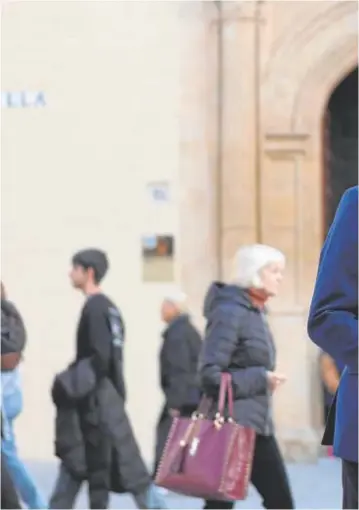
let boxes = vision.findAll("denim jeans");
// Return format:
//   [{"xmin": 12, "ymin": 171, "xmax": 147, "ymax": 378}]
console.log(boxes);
[
  {"xmin": 1, "ymin": 382, "xmax": 47, "ymax": 509},
  {"xmin": 50, "ymin": 462, "xmax": 167, "ymax": 509}
]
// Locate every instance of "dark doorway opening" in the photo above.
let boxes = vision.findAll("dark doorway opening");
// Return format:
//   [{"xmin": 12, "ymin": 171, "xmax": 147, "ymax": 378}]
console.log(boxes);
[
  {"xmin": 323, "ymin": 67, "xmax": 358, "ymax": 233},
  {"xmin": 320, "ymin": 67, "xmax": 358, "ymax": 436}
]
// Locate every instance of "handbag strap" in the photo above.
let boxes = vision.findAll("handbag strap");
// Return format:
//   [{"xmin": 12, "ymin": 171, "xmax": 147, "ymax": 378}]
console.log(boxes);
[
  {"xmin": 196, "ymin": 395, "xmax": 212, "ymax": 416},
  {"xmin": 226, "ymin": 374, "xmax": 234, "ymax": 418},
  {"xmin": 218, "ymin": 373, "xmax": 234, "ymax": 418},
  {"xmin": 194, "ymin": 374, "xmax": 234, "ymax": 418}
]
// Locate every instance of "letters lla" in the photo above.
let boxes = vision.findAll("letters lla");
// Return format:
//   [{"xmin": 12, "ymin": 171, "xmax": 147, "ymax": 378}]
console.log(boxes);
[{"xmin": 1, "ymin": 91, "xmax": 46, "ymax": 108}]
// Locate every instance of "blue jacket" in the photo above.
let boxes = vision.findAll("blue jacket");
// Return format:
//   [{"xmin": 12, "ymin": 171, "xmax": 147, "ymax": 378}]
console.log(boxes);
[{"xmin": 308, "ymin": 186, "xmax": 358, "ymax": 462}]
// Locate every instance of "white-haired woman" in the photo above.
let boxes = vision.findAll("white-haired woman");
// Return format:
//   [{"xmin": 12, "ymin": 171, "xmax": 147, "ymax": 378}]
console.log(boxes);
[
  {"xmin": 200, "ymin": 244, "xmax": 294, "ymax": 509},
  {"xmin": 154, "ymin": 290, "xmax": 202, "ymax": 476}
]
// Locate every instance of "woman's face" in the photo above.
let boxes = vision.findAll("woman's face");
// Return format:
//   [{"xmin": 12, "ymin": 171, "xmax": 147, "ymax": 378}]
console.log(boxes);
[{"xmin": 259, "ymin": 261, "xmax": 285, "ymax": 296}]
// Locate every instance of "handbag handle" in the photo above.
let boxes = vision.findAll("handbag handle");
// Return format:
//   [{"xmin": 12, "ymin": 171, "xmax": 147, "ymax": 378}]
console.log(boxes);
[
  {"xmin": 178, "ymin": 374, "xmax": 234, "ymax": 451},
  {"xmin": 217, "ymin": 373, "xmax": 234, "ymax": 418},
  {"xmin": 195, "ymin": 395, "xmax": 213, "ymax": 417},
  {"xmin": 192, "ymin": 373, "xmax": 234, "ymax": 419}
]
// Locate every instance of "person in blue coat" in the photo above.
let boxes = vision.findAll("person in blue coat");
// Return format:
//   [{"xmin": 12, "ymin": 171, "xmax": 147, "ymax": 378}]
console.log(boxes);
[{"xmin": 308, "ymin": 186, "xmax": 358, "ymax": 509}]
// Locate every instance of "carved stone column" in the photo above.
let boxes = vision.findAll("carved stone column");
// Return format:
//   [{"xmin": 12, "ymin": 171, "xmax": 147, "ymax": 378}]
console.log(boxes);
[
  {"xmin": 261, "ymin": 135, "xmax": 321, "ymax": 461},
  {"xmin": 177, "ymin": 2, "xmax": 218, "ymax": 327},
  {"xmin": 219, "ymin": 1, "xmax": 260, "ymax": 277}
]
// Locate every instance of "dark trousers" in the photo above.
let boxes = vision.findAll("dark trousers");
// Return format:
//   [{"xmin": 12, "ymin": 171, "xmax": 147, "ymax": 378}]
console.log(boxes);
[
  {"xmin": 50, "ymin": 432, "xmax": 112, "ymax": 509},
  {"xmin": 50, "ymin": 463, "xmax": 112, "ymax": 509},
  {"xmin": 49, "ymin": 464, "xmax": 83, "ymax": 509},
  {"xmin": 154, "ymin": 407, "xmax": 173, "ymax": 478},
  {"xmin": 154, "ymin": 404, "xmax": 197, "ymax": 477},
  {"xmin": 1, "ymin": 453, "xmax": 21, "ymax": 509},
  {"xmin": 204, "ymin": 435, "xmax": 294, "ymax": 509},
  {"xmin": 50, "ymin": 463, "xmax": 152, "ymax": 509},
  {"xmin": 342, "ymin": 460, "xmax": 358, "ymax": 509}
]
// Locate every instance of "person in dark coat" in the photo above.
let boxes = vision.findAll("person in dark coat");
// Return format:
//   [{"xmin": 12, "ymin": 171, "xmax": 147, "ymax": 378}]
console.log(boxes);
[
  {"xmin": 308, "ymin": 186, "xmax": 358, "ymax": 509},
  {"xmin": 199, "ymin": 244, "xmax": 294, "ymax": 510},
  {"xmin": 49, "ymin": 249, "xmax": 167, "ymax": 509},
  {"xmin": 154, "ymin": 290, "xmax": 202, "ymax": 475}
]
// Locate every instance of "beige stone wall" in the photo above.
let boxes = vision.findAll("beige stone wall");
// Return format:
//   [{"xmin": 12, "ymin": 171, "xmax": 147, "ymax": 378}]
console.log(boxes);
[
  {"xmin": 1, "ymin": 1, "xmax": 182, "ymax": 462},
  {"xmin": 1, "ymin": 0, "xmax": 358, "ymax": 464}
]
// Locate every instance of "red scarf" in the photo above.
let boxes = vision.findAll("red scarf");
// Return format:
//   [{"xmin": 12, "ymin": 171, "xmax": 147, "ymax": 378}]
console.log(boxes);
[{"xmin": 248, "ymin": 288, "xmax": 268, "ymax": 309}]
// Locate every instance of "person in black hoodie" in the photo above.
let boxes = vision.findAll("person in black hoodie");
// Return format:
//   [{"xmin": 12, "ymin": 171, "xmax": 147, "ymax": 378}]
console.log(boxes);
[
  {"xmin": 200, "ymin": 244, "xmax": 294, "ymax": 510},
  {"xmin": 50, "ymin": 249, "xmax": 166, "ymax": 509},
  {"xmin": 154, "ymin": 290, "xmax": 202, "ymax": 475}
]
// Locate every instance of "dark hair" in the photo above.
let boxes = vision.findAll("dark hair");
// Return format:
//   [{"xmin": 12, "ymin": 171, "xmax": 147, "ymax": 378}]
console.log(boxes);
[{"xmin": 72, "ymin": 249, "xmax": 109, "ymax": 283}]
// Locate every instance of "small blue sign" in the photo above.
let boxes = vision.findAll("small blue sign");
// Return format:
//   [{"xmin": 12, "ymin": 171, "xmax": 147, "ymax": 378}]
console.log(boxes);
[{"xmin": 1, "ymin": 91, "xmax": 46, "ymax": 108}]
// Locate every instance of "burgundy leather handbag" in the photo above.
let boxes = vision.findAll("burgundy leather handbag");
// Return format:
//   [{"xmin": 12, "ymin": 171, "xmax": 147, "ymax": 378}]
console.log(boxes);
[{"xmin": 155, "ymin": 373, "xmax": 256, "ymax": 501}]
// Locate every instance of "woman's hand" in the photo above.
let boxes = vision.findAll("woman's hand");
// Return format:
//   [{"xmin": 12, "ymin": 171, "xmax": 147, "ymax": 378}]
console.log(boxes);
[{"xmin": 266, "ymin": 371, "xmax": 287, "ymax": 392}]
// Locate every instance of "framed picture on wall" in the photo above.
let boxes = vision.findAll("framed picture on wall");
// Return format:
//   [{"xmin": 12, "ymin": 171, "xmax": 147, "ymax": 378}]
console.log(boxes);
[{"xmin": 141, "ymin": 234, "xmax": 175, "ymax": 282}]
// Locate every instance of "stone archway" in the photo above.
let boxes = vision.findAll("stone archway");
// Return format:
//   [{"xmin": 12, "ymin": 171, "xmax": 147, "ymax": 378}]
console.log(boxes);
[
  {"xmin": 177, "ymin": 0, "xmax": 358, "ymax": 459},
  {"xmin": 178, "ymin": 0, "xmax": 357, "ymax": 460},
  {"xmin": 261, "ymin": 1, "xmax": 358, "ymax": 307},
  {"xmin": 259, "ymin": 1, "xmax": 358, "ymax": 459}
]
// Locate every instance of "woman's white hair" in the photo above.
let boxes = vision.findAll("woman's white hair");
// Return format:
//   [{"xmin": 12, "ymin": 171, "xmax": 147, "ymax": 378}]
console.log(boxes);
[
  {"xmin": 231, "ymin": 244, "xmax": 285, "ymax": 289},
  {"xmin": 163, "ymin": 288, "xmax": 188, "ymax": 313}
]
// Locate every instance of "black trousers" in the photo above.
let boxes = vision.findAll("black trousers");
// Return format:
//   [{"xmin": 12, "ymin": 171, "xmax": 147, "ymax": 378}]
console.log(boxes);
[
  {"xmin": 342, "ymin": 460, "xmax": 358, "ymax": 509},
  {"xmin": 51, "ymin": 426, "xmax": 113, "ymax": 509},
  {"xmin": 204, "ymin": 435, "xmax": 294, "ymax": 509},
  {"xmin": 153, "ymin": 405, "xmax": 197, "ymax": 478},
  {"xmin": 50, "ymin": 462, "xmax": 113, "ymax": 509},
  {"xmin": 1, "ymin": 453, "xmax": 21, "ymax": 509},
  {"xmin": 50, "ymin": 463, "xmax": 152, "ymax": 509}
]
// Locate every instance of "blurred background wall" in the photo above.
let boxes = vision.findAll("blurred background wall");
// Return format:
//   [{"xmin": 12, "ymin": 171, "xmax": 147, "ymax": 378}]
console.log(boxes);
[{"xmin": 1, "ymin": 0, "xmax": 358, "ymax": 463}]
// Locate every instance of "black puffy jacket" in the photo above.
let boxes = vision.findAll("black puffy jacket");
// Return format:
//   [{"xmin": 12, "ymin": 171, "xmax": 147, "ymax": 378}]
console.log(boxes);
[{"xmin": 200, "ymin": 282, "xmax": 276, "ymax": 435}]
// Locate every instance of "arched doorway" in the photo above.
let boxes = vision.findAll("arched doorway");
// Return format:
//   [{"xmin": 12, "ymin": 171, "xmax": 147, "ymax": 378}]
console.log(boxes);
[
  {"xmin": 320, "ymin": 66, "xmax": 358, "ymax": 430},
  {"xmin": 323, "ymin": 67, "xmax": 358, "ymax": 233}
]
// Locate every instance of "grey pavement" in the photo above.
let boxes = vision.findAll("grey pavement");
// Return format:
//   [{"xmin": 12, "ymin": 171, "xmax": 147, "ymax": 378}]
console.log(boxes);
[{"xmin": 25, "ymin": 457, "xmax": 341, "ymax": 509}]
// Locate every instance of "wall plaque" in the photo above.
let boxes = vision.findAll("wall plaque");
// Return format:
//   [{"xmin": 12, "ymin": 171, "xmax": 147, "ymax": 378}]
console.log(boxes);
[
  {"xmin": 146, "ymin": 182, "xmax": 170, "ymax": 205},
  {"xmin": 142, "ymin": 234, "xmax": 175, "ymax": 282}
]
